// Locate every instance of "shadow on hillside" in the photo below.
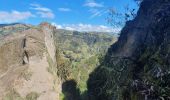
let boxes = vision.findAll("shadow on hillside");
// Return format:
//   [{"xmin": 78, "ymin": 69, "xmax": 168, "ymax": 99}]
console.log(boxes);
[{"xmin": 62, "ymin": 79, "xmax": 81, "ymax": 100}]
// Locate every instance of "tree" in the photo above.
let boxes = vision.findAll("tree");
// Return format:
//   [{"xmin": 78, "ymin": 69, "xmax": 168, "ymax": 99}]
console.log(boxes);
[
  {"xmin": 106, "ymin": 0, "xmax": 142, "ymax": 32},
  {"xmin": 134, "ymin": 0, "xmax": 143, "ymax": 6},
  {"xmin": 106, "ymin": 5, "xmax": 137, "ymax": 29}
]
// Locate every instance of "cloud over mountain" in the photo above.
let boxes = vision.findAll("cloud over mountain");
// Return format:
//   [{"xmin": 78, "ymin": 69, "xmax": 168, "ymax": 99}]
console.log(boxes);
[
  {"xmin": 0, "ymin": 10, "xmax": 34, "ymax": 23},
  {"xmin": 52, "ymin": 23, "xmax": 121, "ymax": 33}
]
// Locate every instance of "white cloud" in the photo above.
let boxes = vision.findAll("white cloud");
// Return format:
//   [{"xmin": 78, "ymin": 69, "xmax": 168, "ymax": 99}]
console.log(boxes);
[
  {"xmin": 30, "ymin": 3, "xmax": 55, "ymax": 19},
  {"xmin": 58, "ymin": 8, "xmax": 71, "ymax": 12},
  {"xmin": 52, "ymin": 23, "xmax": 63, "ymax": 28},
  {"xmin": 89, "ymin": 9, "xmax": 108, "ymax": 18},
  {"xmin": 84, "ymin": 0, "xmax": 104, "ymax": 8},
  {"xmin": 52, "ymin": 23, "xmax": 121, "ymax": 33},
  {"xmin": 30, "ymin": 4, "xmax": 52, "ymax": 12},
  {"xmin": 84, "ymin": 0, "xmax": 107, "ymax": 18},
  {"xmin": 0, "ymin": 10, "xmax": 34, "ymax": 23},
  {"xmin": 37, "ymin": 12, "xmax": 54, "ymax": 19}
]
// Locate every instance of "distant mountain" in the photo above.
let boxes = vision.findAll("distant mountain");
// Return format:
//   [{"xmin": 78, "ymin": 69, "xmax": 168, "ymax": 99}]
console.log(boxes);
[
  {"xmin": 0, "ymin": 23, "xmax": 31, "ymax": 38},
  {"xmin": 0, "ymin": 23, "xmax": 20, "ymax": 27}
]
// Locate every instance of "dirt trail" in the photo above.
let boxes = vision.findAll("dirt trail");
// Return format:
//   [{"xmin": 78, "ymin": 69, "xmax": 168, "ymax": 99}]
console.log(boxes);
[{"xmin": 15, "ymin": 55, "xmax": 58, "ymax": 100}]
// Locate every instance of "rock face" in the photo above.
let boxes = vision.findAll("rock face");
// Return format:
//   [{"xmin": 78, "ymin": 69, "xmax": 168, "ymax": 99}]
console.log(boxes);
[
  {"xmin": 0, "ymin": 23, "xmax": 60, "ymax": 100},
  {"xmin": 0, "ymin": 24, "xmax": 32, "ymax": 75},
  {"xmin": 88, "ymin": 0, "xmax": 170, "ymax": 100},
  {"xmin": 40, "ymin": 23, "xmax": 57, "ymax": 62}
]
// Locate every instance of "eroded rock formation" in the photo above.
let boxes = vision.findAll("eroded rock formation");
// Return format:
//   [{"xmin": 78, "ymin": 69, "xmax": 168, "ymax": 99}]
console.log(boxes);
[{"xmin": 0, "ymin": 23, "xmax": 61, "ymax": 100}]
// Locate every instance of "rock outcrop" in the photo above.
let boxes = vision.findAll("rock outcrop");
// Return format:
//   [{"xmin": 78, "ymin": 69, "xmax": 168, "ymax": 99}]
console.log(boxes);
[
  {"xmin": 0, "ymin": 23, "xmax": 61, "ymax": 100},
  {"xmin": 88, "ymin": 0, "xmax": 170, "ymax": 100}
]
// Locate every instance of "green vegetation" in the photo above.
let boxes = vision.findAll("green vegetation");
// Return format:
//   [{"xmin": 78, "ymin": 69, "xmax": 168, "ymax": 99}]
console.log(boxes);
[
  {"xmin": 59, "ymin": 93, "xmax": 65, "ymax": 100},
  {"xmin": 3, "ymin": 89, "xmax": 23, "ymax": 100},
  {"xmin": 53, "ymin": 29, "xmax": 116, "ymax": 94},
  {"xmin": 25, "ymin": 92, "xmax": 39, "ymax": 100}
]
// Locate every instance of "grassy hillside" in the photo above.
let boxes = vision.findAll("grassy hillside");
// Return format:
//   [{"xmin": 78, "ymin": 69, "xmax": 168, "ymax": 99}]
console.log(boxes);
[
  {"xmin": 54, "ymin": 29, "xmax": 117, "ymax": 93},
  {"xmin": 0, "ymin": 24, "xmax": 31, "ymax": 37}
]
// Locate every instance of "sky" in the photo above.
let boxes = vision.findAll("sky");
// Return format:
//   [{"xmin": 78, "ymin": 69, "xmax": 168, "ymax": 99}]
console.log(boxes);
[{"xmin": 0, "ymin": 0, "xmax": 138, "ymax": 32}]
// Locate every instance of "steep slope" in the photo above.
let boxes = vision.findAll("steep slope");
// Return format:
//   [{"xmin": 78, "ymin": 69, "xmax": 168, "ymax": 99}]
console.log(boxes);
[
  {"xmin": 54, "ymin": 29, "xmax": 116, "ymax": 93},
  {"xmin": 88, "ymin": 0, "xmax": 170, "ymax": 100},
  {"xmin": 0, "ymin": 23, "xmax": 60, "ymax": 100}
]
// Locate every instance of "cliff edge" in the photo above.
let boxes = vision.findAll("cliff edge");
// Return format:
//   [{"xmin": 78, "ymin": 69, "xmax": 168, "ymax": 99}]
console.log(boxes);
[
  {"xmin": 88, "ymin": 0, "xmax": 170, "ymax": 100},
  {"xmin": 0, "ymin": 23, "xmax": 60, "ymax": 100}
]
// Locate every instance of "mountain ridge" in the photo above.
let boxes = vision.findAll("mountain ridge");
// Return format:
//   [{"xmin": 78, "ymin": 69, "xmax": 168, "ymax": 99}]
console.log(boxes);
[{"xmin": 0, "ymin": 22, "xmax": 116, "ymax": 100}]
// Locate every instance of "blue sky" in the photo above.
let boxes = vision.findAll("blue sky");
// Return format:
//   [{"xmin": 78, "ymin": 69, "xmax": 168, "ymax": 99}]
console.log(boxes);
[{"xmin": 0, "ymin": 0, "xmax": 138, "ymax": 32}]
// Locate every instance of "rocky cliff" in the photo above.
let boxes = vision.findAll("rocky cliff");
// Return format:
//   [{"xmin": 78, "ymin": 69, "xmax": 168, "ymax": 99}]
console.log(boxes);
[
  {"xmin": 0, "ymin": 23, "xmax": 60, "ymax": 100},
  {"xmin": 88, "ymin": 0, "xmax": 170, "ymax": 100}
]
